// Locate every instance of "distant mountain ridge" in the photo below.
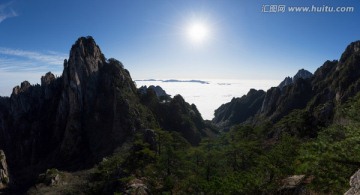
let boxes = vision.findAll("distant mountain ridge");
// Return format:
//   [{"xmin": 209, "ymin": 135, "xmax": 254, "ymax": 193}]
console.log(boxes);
[
  {"xmin": 135, "ymin": 79, "xmax": 209, "ymax": 84},
  {"xmin": 213, "ymin": 40, "xmax": 360, "ymax": 132},
  {"xmin": 138, "ymin": 85, "xmax": 169, "ymax": 98},
  {"xmin": 212, "ymin": 68, "xmax": 314, "ymax": 129},
  {"xmin": 278, "ymin": 69, "xmax": 313, "ymax": 89}
]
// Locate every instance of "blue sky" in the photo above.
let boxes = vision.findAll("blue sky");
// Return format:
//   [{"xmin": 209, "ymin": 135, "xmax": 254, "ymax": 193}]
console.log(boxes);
[{"xmin": 0, "ymin": 0, "xmax": 360, "ymax": 95}]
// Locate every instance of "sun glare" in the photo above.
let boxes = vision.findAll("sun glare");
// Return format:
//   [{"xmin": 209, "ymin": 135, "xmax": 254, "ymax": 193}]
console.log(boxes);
[{"xmin": 186, "ymin": 21, "xmax": 210, "ymax": 44}]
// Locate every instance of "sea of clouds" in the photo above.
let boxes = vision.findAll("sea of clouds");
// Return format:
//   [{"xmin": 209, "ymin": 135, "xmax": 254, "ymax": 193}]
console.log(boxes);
[{"xmin": 135, "ymin": 79, "xmax": 281, "ymax": 120}]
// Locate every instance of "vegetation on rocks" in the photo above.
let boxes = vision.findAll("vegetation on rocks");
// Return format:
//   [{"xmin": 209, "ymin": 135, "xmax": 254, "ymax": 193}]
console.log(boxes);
[{"xmin": 2, "ymin": 37, "xmax": 360, "ymax": 194}]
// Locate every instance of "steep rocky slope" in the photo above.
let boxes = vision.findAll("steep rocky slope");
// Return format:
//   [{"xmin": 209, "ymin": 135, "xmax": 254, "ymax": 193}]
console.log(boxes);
[
  {"xmin": 0, "ymin": 36, "xmax": 154, "ymax": 190},
  {"xmin": 212, "ymin": 89, "xmax": 266, "ymax": 130},
  {"xmin": 139, "ymin": 86, "xmax": 218, "ymax": 145},
  {"xmin": 0, "ymin": 36, "xmax": 212, "ymax": 192},
  {"xmin": 213, "ymin": 41, "xmax": 360, "ymax": 133}
]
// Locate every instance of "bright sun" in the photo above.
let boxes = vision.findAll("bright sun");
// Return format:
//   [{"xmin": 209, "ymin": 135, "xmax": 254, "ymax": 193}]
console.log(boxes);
[{"xmin": 186, "ymin": 21, "xmax": 210, "ymax": 44}]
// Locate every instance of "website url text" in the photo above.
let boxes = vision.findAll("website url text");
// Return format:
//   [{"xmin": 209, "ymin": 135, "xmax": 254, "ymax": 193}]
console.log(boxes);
[{"xmin": 262, "ymin": 5, "xmax": 355, "ymax": 13}]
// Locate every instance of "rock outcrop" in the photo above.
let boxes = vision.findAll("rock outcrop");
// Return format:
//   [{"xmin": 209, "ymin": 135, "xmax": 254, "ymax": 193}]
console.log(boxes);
[
  {"xmin": 126, "ymin": 178, "xmax": 150, "ymax": 195},
  {"xmin": 294, "ymin": 69, "xmax": 313, "ymax": 82},
  {"xmin": 138, "ymin": 85, "xmax": 170, "ymax": 100},
  {"xmin": 0, "ymin": 150, "xmax": 9, "ymax": 189},
  {"xmin": 41, "ymin": 72, "xmax": 56, "ymax": 86},
  {"xmin": 278, "ymin": 69, "xmax": 313, "ymax": 90},
  {"xmin": 345, "ymin": 169, "xmax": 360, "ymax": 195},
  {"xmin": 278, "ymin": 175, "xmax": 314, "ymax": 195}
]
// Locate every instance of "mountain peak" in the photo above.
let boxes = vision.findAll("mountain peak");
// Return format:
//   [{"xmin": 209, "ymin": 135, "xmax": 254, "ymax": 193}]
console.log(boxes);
[
  {"xmin": 62, "ymin": 36, "xmax": 107, "ymax": 95},
  {"xmin": 71, "ymin": 36, "xmax": 99, "ymax": 56},
  {"xmin": 12, "ymin": 81, "xmax": 31, "ymax": 95},
  {"xmin": 340, "ymin": 40, "xmax": 360, "ymax": 63},
  {"xmin": 278, "ymin": 69, "xmax": 313, "ymax": 89},
  {"xmin": 293, "ymin": 69, "xmax": 313, "ymax": 81},
  {"xmin": 67, "ymin": 36, "xmax": 106, "ymax": 73}
]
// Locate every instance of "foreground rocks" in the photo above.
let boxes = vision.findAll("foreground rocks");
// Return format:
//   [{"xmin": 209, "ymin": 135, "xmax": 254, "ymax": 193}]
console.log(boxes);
[
  {"xmin": 126, "ymin": 178, "xmax": 150, "ymax": 195},
  {"xmin": 345, "ymin": 169, "xmax": 360, "ymax": 195},
  {"xmin": 0, "ymin": 150, "xmax": 9, "ymax": 189},
  {"xmin": 27, "ymin": 168, "xmax": 91, "ymax": 195},
  {"xmin": 278, "ymin": 175, "xmax": 314, "ymax": 195}
]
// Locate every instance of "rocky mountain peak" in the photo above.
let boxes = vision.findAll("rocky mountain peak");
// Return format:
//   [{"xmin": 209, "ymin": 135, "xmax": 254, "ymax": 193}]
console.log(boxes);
[
  {"xmin": 278, "ymin": 69, "xmax": 313, "ymax": 89},
  {"xmin": 12, "ymin": 81, "xmax": 31, "ymax": 95},
  {"xmin": 340, "ymin": 40, "xmax": 360, "ymax": 63},
  {"xmin": 138, "ymin": 85, "xmax": 169, "ymax": 98},
  {"xmin": 247, "ymin": 88, "xmax": 261, "ymax": 96},
  {"xmin": 293, "ymin": 69, "xmax": 313, "ymax": 81},
  {"xmin": 66, "ymin": 36, "xmax": 105, "ymax": 75},
  {"xmin": 61, "ymin": 36, "xmax": 107, "ymax": 111},
  {"xmin": 71, "ymin": 36, "xmax": 102, "ymax": 59},
  {"xmin": 41, "ymin": 72, "xmax": 55, "ymax": 86}
]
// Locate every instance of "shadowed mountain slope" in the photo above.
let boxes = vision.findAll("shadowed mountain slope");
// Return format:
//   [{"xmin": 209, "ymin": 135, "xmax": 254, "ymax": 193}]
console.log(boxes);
[{"xmin": 0, "ymin": 37, "xmax": 212, "ymax": 191}]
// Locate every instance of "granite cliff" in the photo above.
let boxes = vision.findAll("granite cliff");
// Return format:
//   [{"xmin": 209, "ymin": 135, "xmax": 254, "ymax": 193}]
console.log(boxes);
[
  {"xmin": 0, "ymin": 37, "xmax": 149, "ymax": 190},
  {"xmin": 0, "ymin": 37, "xmax": 212, "ymax": 192},
  {"xmin": 278, "ymin": 69, "xmax": 313, "ymax": 89},
  {"xmin": 213, "ymin": 41, "xmax": 360, "ymax": 134}
]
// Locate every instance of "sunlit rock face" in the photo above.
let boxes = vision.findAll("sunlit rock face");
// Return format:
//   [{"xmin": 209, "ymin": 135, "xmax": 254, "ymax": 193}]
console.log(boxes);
[
  {"xmin": 0, "ymin": 150, "xmax": 9, "ymax": 189},
  {"xmin": 345, "ymin": 169, "xmax": 360, "ymax": 195}
]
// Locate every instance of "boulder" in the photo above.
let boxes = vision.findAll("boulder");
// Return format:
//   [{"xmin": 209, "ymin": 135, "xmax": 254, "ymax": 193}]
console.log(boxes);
[
  {"xmin": 41, "ymin": 72, "xmax": 56, "ymax": 86},
  {"xmin": 278, "ymin": 175, "xmax": 314, "ymax": 195},
  {"xmin": 37, "ymin": 168, "xmax": 61, "ymax": 186},
  {"xmin": 126, "ymin": 178, "xmax": 150, "ymax": 195},
  {"xmin": 345, "ymin": 169, "xmax": 360, "ymax": 195},
  {"xmin": 0, "ymin": 150, "xmax": 9, "ymax": 189}
]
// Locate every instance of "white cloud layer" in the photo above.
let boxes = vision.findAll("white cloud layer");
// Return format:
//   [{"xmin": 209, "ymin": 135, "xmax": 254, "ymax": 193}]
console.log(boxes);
[{"xmin": 135, "ymin": 79, "xmax": 281, "ymax": 120}]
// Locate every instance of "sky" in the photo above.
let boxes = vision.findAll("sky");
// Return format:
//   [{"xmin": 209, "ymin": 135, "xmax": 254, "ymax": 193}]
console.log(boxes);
[{"xmin": 1, "ymin": 0, "xmax": 360, "ymax": 96}]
